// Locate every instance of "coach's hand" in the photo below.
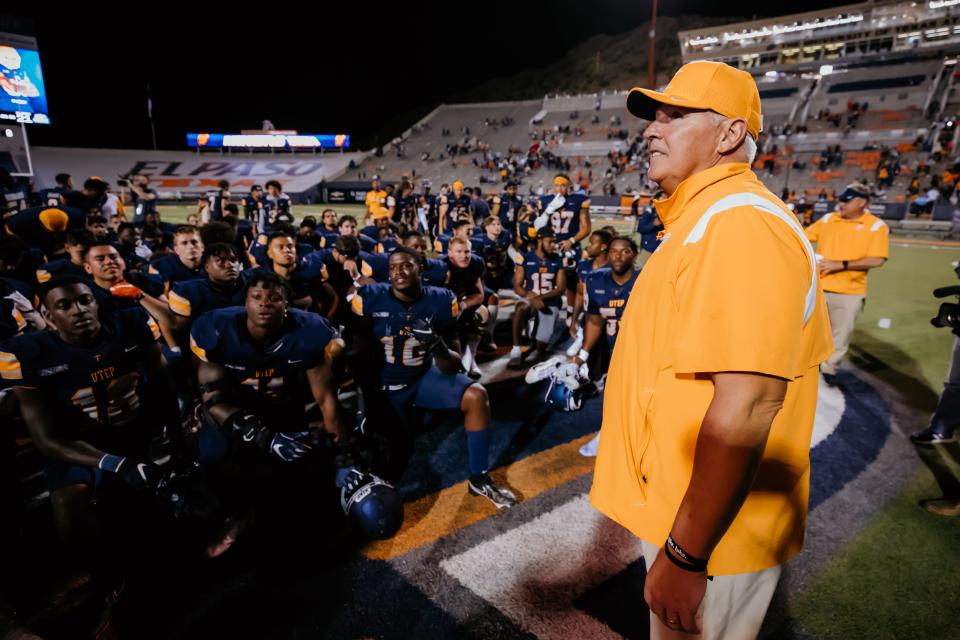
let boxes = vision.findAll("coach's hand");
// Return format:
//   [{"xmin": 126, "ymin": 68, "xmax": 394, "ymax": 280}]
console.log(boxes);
[{"xmin": 644, "ymin": 547, "xmax": 707, "ymax": 634}]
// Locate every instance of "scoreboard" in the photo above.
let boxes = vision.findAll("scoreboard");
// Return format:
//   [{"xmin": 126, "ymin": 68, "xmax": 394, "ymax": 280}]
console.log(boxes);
[{"xmin": 0, "ymin": 22, "xmax": 50, "ymax": 126}]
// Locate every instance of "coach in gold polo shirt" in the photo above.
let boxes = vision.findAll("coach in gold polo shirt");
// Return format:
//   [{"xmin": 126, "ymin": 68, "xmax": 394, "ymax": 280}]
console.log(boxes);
[
  {"xmin": 590, "ymin": 61, "xmax": 833, "ymax": 639},
  {"xmin": 804, "ymin": 182, "xmax": 889, "ymax": 382}
]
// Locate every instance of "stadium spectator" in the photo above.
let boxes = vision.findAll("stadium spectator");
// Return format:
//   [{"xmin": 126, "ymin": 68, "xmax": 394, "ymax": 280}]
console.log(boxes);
[
  {"xmin": 805, "ymin": 182, "xmax": 889, "ymax": 384},
  {"xmin": 508, "ymin": 227, "xmax": 565, "ymax": 369},
  {"xmin": 592, "ymin": 60, "xmax": 833, "ymax": 639}
]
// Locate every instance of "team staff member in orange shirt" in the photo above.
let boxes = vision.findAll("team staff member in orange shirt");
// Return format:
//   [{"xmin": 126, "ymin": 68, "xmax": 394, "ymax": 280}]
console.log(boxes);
[
  {"xmin": 590, "ymin": 61, "xmax": 833, "ymax": 638},
  {"xmin": 804, "ymin": 182, "xmax": 888, "ymax": 383},
  {"xmin": 364, "ymin": 175, "xmax": 387, "ymax": 224}
]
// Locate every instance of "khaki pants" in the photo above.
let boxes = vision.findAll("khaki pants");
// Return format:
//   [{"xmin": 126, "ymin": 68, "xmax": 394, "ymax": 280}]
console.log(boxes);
[
  {"xmin": 641, "ymin": 541, "xmax": 782, "ymax": 640},
  {"xmin": 822, "ymin": 291, "xmax": 866, "ymax": 376}
]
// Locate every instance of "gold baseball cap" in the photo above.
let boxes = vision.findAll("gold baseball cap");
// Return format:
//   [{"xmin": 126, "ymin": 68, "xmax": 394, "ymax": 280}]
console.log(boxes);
[{"xmin": 627, "ymin": 61, "xmax": 763, "ymax": 138}]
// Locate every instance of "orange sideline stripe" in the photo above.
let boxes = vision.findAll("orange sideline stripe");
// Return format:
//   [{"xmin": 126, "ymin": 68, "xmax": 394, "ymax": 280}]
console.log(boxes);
[{"xmin": 362, "ymin": 432, "xmax": 598, "ymax": 561}]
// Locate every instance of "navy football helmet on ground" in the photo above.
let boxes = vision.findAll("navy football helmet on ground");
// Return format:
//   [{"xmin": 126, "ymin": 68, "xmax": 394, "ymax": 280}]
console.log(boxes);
[{"xmin": 340, "ymin": 468, "xmax": 404, "ymax": 540}]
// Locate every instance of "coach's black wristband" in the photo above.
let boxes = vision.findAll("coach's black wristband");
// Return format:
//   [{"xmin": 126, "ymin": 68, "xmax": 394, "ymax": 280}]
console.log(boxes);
[
  {"xmin": 664, "ymin": 543, "xmax": 707, "ymax": 573},
  {"xmin": 666, "ymin": 534, "xmax": 708, "ymax": 572}
]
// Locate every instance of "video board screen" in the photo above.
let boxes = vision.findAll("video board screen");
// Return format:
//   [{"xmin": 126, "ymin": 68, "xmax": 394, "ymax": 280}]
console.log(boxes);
[
  {"xmin": 186, "ymin": 133, "xmax": 350, "ymax": 149},
  {"xmin": 0, "ymin": 41, "xmax": 50, "ymax": 125}
]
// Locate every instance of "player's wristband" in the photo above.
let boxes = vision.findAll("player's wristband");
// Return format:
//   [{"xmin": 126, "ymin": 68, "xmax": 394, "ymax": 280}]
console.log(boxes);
[
  {"xmin": 665, "ymin": 534, "xmax": 708, "ymax": 572},
  {"xmin": 98, "ymin": 453, "xmax": 125, "ymax": 473},
  {"xmin": 578, "ymin": 349, "xmax": 590, "ymax": 362}
]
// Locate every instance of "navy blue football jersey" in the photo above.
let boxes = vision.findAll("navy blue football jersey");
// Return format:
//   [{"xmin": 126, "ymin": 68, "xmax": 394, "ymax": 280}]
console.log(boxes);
[
  {"xmin": 585, "ymin": 267, "xmax": 639, "ymax": 349},
  {"xmin": 357, "ymin": 233, "xmax": 380, "ymax": 253},
  {"xmin": 422, "ymin": 257, "xmax": 448, "ymax": 288},
  {"xmin": 147, "ymin": 255, "xmax": 204, "ymax": 288},
  {"xmin": 243, "ymin": 195, "xmax": 268, "ymax": 226},
  {"xmin": 350, "ymin": 283, "xmax": 459, "ymax": 386},
  {"xmin": 442, "ymin": 255, "xmax": 485, "ymax": 299},
  {"xmin": 316, "ymin": 227, "xmax": 340, "ymax": 248},
  {"xmin": 474, "ymin": 230, "xmax": 512, "ymax": 260},
  {"xmin": 0, "ymin": 308, "xmax": 162, "ymax": 434},
  {"xmin": 265, "ymin": 194, "xmax": 294, "ymax": 229},
  {"xmin": 438, "ymin": 194, "xmax": 471, "ymax": 232},
  {"xmin": 494, "ymin": 193, "xmax": 523, "ymax": 231},
  {"xmin": 203, "ymin": 189, "xmax": 230, "ymax": 221},
  {"xmin": 538, "ymin": 192, "xmax": 590, "ymax": 243},
  {"xmin": 168, "ymin": 276, "xmax": 246, "ymax": 320},
  {"xmin": 242, "ymin": 255, "xmax": 328, "ymax": 303},
  {"xmin": 358, "ymin": 251, "xmax": 389, "ymax": 282},
  {"xmin": 190, "ymin": 307, "xmax": 335, "ymax": 429},
  {"xmin": 40, "ymin": 186, "xmax": 74, "ymax": 208},
  {"xmin": 576, "ymin": 257, "xmax": 610, "ymax": 284},
  {"xmin": 520, "ymin": 250, "xmax": 563, "ymax": 306},
  {"xmin": 433, "ymin": 234, "xmax": 452, "ymax": 255}
]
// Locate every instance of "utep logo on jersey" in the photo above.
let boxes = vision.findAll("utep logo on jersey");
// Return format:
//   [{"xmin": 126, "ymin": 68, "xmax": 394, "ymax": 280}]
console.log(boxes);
[{"xmin": 90, "ymin": 366, "xmax": 116, "ymax": 383}]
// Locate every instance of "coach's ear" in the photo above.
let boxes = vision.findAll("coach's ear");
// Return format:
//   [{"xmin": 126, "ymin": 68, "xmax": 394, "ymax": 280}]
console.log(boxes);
[{"xmin": 716, "ymin": 118, "xmax": 748, "ymax": 157}]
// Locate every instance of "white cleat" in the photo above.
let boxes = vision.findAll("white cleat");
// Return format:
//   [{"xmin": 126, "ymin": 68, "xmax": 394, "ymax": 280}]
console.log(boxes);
[
  {"xmin": 565, "ymin": 327, "xmax": 584, "ymax": 356},
  {"xmin": 579, "ymin": 433, "xmax": 601, "ymax": 457},
  {"xmin": 524, "ymin": 355, "xmax": 566, "ymax": 383}
]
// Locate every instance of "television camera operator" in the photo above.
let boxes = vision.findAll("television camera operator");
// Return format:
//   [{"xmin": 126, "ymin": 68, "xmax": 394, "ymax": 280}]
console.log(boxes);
[{"xmin": 909, "ymin": 274, "xmax": 960, "ymax": 517}]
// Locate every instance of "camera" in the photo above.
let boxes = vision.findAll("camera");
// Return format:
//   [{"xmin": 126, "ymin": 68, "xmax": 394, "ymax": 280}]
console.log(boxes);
[{"xmin": 932, "ymin": 285, "xmax": 960, "ymax": 332}]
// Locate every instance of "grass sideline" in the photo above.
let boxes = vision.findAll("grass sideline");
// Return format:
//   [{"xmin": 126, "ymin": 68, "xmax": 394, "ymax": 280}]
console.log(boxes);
[
  {"xmin": 159, "ymin": 202, "xmax": 960, "ymax": 638},
  {"xmin": 792, "ymin": 242, "xmax": 960, "ymax": 639}
]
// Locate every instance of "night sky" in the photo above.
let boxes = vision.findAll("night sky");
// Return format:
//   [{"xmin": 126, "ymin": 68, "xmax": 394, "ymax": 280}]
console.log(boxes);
[{"xmin": 11, "ymin": 1, "xmax": 852, "ymax": 151}]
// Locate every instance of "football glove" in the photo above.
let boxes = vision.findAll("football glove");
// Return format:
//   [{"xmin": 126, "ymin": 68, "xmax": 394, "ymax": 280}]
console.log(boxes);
[
  {"xmin": 98, "ymin": 453, "xmax": 161, "ymax": 490},
  {"xmin": 228, "ymin": 412, "xmax": 312, "ymax": 463},
  {"xmin": 400, "ymin": 318, "xmax": 441, "ymax": 351}
]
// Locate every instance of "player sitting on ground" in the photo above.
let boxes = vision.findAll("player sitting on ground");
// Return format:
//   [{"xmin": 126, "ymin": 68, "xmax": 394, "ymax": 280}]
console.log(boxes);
[
  {"xmin": 167, "ymin": 243, "xmax": 246, "ymax": 351},
  {"xmin": 508, "ymin": 227, "xmax": 565, "ymax": 369},
  {"xmin": 401, "ymin": 230, "xmax": 448, "ymax": 287},
  {"xmin": 2, "ymin": 275, "xmax": 180, "ymax": 564},
  {"xmin": 245, "ymin": 229, "xmax": 333, "ymax": 314},
  {"xmin": 350, "ymin": 247, "xmax": 517, "ymax": 508},
  {"xmin": 192, "ymin": 271, "xmax": 350, "ymax": 556},
  {"xmin": 568, "ymin": 230, "xmax": 612, "ymax": 355},
  {"xmin": 146, "ymin": 225, "xmax": 204, "ymax": 288},
  {"xmin": 81, "ymin": 240, "xmax": 174, "ymax": 342},
  {"xmin": 574, "ymin": 236, "xmax": 640, "ymax": 456},
  {"xmin": 444, "ymin": 236, "xmax": 498, "ymax": 376}
]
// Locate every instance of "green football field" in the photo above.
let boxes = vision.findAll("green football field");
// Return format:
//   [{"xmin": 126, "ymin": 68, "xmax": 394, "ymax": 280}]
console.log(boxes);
[{"xmin": 157, "ymin": 203, "xmax": 960, "ymax": 638}]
